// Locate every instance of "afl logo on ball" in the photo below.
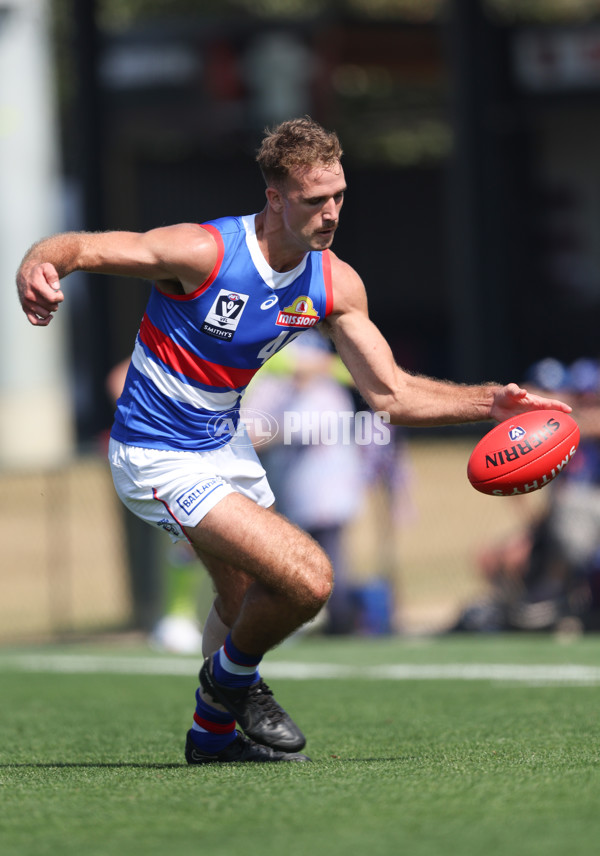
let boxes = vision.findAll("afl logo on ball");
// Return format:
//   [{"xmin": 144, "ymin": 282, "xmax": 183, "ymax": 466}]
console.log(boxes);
[{"xmin": 508, "ymin": 425, "xmax": 526, "ymax": 441}]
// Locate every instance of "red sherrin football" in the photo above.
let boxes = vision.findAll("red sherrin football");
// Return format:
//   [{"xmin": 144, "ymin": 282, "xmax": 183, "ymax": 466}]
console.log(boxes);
[{"xmin": 467, "ymin": 410, "xmax": 580, "ymax": 496}]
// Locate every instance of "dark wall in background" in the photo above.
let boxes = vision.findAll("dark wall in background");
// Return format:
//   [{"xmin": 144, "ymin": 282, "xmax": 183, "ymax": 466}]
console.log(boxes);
[{"xmin": 65, "ymin": 6, "xmax": 600, "ymax": 439}]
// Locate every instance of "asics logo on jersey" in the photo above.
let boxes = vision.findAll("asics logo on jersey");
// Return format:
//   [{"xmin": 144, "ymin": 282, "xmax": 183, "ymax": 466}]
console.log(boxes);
[{"xmin": 260, "ymin": 296, "xmax": 278, "ymax": 310}]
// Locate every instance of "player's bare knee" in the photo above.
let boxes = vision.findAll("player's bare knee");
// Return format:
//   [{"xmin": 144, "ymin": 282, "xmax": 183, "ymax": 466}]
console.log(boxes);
[
  {"xmin": 300, "ymin": 553, "xmax": 333, "ymax": 614},
  {"xmin": 316, "ymin": 554, "xmax": 334, "ymax": 604}
]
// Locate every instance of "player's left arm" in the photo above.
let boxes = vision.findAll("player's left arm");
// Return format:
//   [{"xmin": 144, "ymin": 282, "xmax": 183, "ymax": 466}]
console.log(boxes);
[{"xmin": 322, "ymin": 254, "xmax": 571, "ymax": 426}]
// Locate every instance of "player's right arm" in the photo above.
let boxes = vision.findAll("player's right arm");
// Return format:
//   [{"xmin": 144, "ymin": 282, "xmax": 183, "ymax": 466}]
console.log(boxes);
[
  {"xmin": 323, "ymin": 252, "xmax": 571, "ymax": 426},
  {"xmin": 16, "ymin": 224, "xmax": 218, "ymax": 327}
]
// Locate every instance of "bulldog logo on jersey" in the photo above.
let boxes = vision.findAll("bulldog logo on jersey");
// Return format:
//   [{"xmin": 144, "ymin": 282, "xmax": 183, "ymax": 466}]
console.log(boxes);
[
  {"xmin": 276, "ymin": 295, "xmax": 320, "ymax": 328},
  {"xmin": 201, "ymin": 289, "xmax": 249, "ymax": 341}
]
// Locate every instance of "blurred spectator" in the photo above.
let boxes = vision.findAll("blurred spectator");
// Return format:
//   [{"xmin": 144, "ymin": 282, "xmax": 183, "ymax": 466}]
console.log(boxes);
[
  {"xmin": 453, "ymin": 356, "xmax": 600, "ymax": 634},
  {"xmin": 541, "ymin": 358, "xmax": 600, "ymax": 630}
]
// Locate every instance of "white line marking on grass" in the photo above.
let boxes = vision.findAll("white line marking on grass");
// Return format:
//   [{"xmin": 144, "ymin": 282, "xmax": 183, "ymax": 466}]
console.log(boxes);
[{"xmin": 1, "ymin": 654, "xmax": 600, "ymax": 685}]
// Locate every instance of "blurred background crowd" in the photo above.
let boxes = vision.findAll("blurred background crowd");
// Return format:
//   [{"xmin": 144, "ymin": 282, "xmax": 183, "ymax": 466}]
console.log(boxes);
[{"xmin": 3, "ymin": 0, "xmax": 600, "ymax": 649}]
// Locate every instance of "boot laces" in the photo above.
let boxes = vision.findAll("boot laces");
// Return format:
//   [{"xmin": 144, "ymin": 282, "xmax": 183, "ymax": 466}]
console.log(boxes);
[{"xmin": 247, "ymin": 678, "xmax": 286, "ymax": 723}]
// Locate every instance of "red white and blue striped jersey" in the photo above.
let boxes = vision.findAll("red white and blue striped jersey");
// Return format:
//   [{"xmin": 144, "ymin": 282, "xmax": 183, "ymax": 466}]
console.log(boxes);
[{"xmin": 110, "ymin": 214, "xmax": 334, "ymax": 451}]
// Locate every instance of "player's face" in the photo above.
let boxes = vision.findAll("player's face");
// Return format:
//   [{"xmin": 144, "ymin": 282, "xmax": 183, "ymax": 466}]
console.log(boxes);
[{"xmin": 278, "ymin": 162, "xmax": 346, "ymax": 252}]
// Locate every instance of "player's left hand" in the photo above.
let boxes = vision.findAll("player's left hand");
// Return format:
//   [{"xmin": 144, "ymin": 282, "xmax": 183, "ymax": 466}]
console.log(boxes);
[{"xmin": 490, "ymin": 383, "xmax": 572, "ymax": 422}]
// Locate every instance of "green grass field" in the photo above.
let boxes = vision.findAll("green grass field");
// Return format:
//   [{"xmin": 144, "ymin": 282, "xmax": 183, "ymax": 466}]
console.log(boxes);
[{"xmin": 1, "ymin": 634, "xmax": 599, "ymax": 856}]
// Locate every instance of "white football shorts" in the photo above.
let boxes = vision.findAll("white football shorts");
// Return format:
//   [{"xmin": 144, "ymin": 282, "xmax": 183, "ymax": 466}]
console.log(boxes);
[{"xmin": 108, "ymin": 425, "xmax": 275, "ymax": 543}]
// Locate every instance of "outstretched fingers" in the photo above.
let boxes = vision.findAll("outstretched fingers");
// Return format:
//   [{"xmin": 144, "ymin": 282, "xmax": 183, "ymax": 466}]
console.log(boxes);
[
  {"xmin": 491, "ymin": 383, "xmax": 572, "ymax": 422},
  {"xmin": 526, "ymin": 394, "xmax": 572, "ymax": 414}
]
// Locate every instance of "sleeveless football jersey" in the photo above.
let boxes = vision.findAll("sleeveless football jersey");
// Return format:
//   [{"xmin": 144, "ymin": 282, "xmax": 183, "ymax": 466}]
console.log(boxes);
[{"xmin": 110, "ymin": 214, "xmax": 334, "ymax": 451}]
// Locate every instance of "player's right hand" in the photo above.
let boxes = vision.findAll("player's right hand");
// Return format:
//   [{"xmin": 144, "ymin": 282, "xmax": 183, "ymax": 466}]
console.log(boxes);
[{"xmin": 17, "ymin": 263, "xmax": 65, "ymax": 326}]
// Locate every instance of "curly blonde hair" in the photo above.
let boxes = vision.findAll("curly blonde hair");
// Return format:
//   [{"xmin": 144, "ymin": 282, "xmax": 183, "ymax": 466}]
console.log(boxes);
[{"xmin": 256, "ymin": 116, "xmax": 343, "ymax": 186}]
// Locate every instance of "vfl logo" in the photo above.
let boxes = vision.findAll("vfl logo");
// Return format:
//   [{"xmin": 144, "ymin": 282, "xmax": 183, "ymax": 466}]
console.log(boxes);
[
  {"xmin": 276, "ymin": 295, "xmax": 320, "ymax": 328},
  {"xmin": 201, "ymin": 289, "xmax": 249, "ymax": 341},
  {"xmin": 508, "ymin": 425, "xmax": 526, "ymax": 441}
]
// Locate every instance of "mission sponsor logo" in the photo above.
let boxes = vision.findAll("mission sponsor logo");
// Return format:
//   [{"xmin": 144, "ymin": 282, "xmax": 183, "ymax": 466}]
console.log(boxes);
[
  {"xmin": 276, "ymin": 295, "xmax": 320, "ymax": 328},
  {"xmin": 201, "ymin": 289, "xmax": 249, "ymax": 341}
]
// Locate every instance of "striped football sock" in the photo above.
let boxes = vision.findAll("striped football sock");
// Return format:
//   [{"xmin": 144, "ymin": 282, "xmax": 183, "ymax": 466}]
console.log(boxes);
[
  {"xmin": 212, "ymin": 633, "xmax": 262, "ymax": 689},
  {"xmin": 189, "ymin": 689, "xmax": 237, "ymax": 754}
]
